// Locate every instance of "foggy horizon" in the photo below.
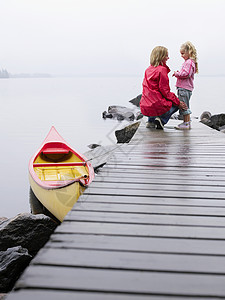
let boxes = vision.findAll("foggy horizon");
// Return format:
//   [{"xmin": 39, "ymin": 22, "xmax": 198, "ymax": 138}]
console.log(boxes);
[{"xmin": 1, "ymin": 0, "xmax": 225, "ymax": 77}]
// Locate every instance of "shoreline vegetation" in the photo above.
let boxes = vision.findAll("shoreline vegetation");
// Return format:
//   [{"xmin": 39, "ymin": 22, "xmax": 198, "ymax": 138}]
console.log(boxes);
[{"xmin": 1, "ymin": 68, "xmax": 225, "ymax": 79}]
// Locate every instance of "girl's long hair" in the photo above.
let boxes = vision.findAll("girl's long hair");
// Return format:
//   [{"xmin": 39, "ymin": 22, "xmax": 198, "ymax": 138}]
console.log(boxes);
[
  {"xmin": 181, "ymin": 41, "xmax": 199, "ymax": 73},
  {"xmin": 150, "ymin": 46, "xmax": 168, "ymax": 67}
]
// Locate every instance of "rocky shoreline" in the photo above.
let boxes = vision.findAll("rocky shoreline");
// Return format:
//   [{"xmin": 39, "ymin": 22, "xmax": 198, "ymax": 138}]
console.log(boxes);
[{"xmin": 0, "ymin": 214, "xmax": 57, "ymax": 293}]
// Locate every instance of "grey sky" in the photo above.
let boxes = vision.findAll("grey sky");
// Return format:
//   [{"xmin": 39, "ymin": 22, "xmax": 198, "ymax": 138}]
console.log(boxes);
[{"xmin": 1, "ymin": 0, "xmax": 224, "ymax": 76}]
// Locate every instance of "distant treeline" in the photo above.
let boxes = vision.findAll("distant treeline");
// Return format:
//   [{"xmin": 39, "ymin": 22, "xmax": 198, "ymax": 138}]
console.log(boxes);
[{"xmin": 0, "ymin": 68, "xmax": 51, "ymax": 78}]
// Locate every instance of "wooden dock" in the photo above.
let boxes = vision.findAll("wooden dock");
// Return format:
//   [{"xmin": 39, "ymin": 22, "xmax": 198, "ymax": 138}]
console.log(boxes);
[{"xmin": 8, "ymin": 119, "xmax": 225, "ymax": 299}]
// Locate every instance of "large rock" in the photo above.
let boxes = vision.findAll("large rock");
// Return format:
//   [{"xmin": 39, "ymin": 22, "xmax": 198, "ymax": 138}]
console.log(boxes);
[
  {"xmin": 115, "ymin": 121, "xmax": 140, "ymax": 143},
  {"xmin": 0, "ymin": 213, "xmax": 57, "ymax": 292},
  {"xmin": 210, "ymin": 114, "xmax": 225, "ymax": 129},
  {"xmin": 0, "ymin": 246, "xmax": 32, "ymax": 292},
  {"xmin": 200, "ymin": 111, "xmax": 212, "ymax": 126},
  {"xmin": 200, "ymin": 111, "xmax": 211, "ymax": 121},
  {"xmin": 0, "ymin": 213, "xmax": 57, "ymax": 256},
  {"xmin": 129, "ymin": 94, "xmax": 142, "ymax": 107},
  {"xmin": 200, "ymin": 111, "xmax": 225, "ymax": 130},
  {"xmin": 103, "ymin": 105, "xmax": 135, "ymax": 121}
]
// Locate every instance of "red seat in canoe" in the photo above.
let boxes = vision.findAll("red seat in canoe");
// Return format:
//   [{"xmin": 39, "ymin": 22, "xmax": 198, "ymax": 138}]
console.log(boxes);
[{"xmin": 42, "ymin": 142, "xmax": 70, "ymax": 154}]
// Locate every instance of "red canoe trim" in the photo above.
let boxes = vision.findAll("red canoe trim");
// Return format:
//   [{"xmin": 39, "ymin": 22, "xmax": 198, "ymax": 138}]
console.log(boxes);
[{"xmin": 33, "ymin": 162, "xmax": 87, "ymax": 167}]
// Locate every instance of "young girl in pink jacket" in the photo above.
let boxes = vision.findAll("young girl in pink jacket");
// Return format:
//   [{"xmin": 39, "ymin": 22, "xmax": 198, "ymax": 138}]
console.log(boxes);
[{"xmin": 173, "ymin": 41, "xmax": 198, "ymax": 130}]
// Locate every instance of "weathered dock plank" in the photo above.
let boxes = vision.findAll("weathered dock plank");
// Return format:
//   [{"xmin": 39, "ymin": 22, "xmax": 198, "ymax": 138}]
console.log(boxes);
[
  {"xmin": 85, "ymin": 187, "xmax": 225, "ymax": 200},
  {"xmin": 7, "ymin": 120, "xmax": 225, "ymax": 299},
  {"xmin": 88, "ymin": 181, "xmax": 225, "ymax": 193},
  {"xmin": 8, "ymin": 290, "xmax": 211, "ymax": 300},
  {"xmin": 49, "ymin": 233, "xmax": 225, "ymax": 256},
  {"xmin": 55, "ymin": 221, "xmax": 225, "ymax": 239},
  {"xmin": 32, "ymin": 247, "xmax": 225, "ymax": 274},
  {"xmin": 77, "ymin": 194, "xmax": 225, "ymax": 206},
  {"xmin": 66, "ymin": 211, "xmax": 225, "ymax": 227},
  {"xmin": 11, "ymin": 265, "xmax": 225, "ymax": 298},
  {"xmin": 71, "ymin": 202, "xmax": 225, "ymax": 218}
]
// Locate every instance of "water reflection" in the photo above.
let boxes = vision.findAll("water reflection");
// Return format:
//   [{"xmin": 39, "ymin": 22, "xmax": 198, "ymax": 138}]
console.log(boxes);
[{"xmin": 134, "ymin": 129, "xmax": 193, "ymax": 168}]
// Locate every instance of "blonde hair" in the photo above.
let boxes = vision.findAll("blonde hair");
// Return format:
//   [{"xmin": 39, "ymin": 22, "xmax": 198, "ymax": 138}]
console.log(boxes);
[
  {"xmin": 181, "ymin": 41, "xmax": 199, "ymax": 73},
  {"xmin": 150, "ymin": 46, "xmax": 168, "ymax": 67}
]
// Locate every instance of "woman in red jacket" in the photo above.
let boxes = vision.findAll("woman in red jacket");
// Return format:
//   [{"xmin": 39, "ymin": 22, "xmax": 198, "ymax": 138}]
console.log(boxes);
[{"xmin": 140, "ymin": 46, "xmax": 187, "ymax": 129}]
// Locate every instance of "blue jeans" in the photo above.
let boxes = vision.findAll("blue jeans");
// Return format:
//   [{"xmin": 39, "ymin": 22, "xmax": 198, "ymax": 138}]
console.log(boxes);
[{"xmin": 148, "ymin": 105, "xmax": 179, "ymax": 125}]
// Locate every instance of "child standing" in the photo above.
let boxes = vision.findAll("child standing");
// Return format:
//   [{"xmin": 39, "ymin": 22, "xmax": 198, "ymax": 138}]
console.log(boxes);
[{"xmin": 173, "ymin": 41, "xmax": 198, "ymax": 130}]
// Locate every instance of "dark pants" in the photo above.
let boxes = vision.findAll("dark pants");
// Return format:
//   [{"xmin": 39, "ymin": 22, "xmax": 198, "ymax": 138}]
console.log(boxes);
[{"xmin": 148, "ymin": 105, "xmax": 179, "ymax": 125}]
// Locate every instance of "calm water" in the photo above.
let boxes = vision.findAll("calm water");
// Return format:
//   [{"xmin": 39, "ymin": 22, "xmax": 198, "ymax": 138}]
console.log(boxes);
[{"xmin": 0, "ymin": 75, "xmax": 224, "ymax": 218}]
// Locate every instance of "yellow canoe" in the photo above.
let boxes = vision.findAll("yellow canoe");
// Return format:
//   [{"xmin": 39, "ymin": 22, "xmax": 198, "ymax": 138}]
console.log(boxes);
[{"xmin": 28, "ymin": 126, "xmax": 94, "ymax": 222}]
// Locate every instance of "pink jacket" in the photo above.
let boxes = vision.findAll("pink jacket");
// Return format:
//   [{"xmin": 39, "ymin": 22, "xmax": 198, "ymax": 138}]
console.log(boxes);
[
  {"xmin": 174, "ymin": 59, "xmax": 196, "ymax": 91},
  {"xmin": 140, "ymin": 64, "xmax": 180, "ymax": 117}
]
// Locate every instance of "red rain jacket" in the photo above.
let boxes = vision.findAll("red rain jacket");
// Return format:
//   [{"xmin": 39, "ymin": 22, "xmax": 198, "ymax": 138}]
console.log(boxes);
[{"xmin": 140, "ymin": 64, "xmax": 180, "ymax": 117}]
